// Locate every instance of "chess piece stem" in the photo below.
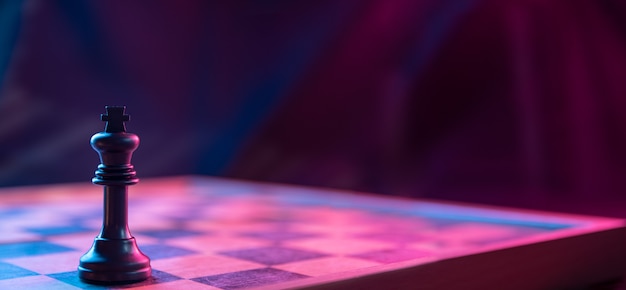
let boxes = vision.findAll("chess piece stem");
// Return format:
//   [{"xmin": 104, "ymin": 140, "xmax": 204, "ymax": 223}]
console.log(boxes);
[{"xmin": 101, "ymin": 185, "xmax": 132, "ymax": 239}]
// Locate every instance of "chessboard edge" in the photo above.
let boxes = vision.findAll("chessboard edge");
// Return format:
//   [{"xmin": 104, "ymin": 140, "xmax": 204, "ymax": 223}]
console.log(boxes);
[{"xmin": 258, "ymin": 226, "xmax": 626, "ymax": 290}]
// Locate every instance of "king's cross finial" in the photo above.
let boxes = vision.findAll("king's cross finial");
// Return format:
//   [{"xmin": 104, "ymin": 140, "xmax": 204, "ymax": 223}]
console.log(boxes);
[{"xmin": 101, "ymin": 106, "xmax": 130, "ymax": 133}]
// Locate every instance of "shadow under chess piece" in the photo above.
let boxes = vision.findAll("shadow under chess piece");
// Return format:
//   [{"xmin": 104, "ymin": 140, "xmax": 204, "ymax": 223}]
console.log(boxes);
[{"xmin": 78, "ymin": 106, "xmax": 151, "ymax": 284}]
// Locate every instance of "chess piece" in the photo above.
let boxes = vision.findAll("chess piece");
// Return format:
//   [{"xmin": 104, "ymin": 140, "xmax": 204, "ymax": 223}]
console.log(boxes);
[{"xmin": 78, "ymin": 106, "xmax": 151, "ymax": 284}]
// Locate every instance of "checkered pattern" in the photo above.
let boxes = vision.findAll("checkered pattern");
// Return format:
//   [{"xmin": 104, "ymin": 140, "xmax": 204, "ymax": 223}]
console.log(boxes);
[{"xmin": 0, "ymin": 177, "xmax": 580, "ymax": 289}]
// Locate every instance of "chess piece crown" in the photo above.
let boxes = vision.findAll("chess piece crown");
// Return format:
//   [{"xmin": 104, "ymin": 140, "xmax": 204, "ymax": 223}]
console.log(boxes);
[{"xmin": 91, "ymin": 106, "xmax": 139, "ymax": 185}]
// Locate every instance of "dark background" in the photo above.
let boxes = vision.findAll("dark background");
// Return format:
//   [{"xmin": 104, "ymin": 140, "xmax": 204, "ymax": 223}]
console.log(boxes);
[{"xmin": 2, "ymin": 0, "xmax": 626, "ymax": 217}]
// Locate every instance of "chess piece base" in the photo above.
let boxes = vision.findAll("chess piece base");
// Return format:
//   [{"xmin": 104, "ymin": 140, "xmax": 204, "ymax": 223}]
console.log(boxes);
[{"xmin": 78, "ymin": 237, "xmax": 151, "ymax": 284}]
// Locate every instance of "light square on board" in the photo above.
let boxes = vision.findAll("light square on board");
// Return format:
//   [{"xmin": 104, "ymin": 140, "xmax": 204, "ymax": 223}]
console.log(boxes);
[
  {"xmin": 1, "ymin": 208, "xmax": 71, "ymax": 228},
  {"xmin": 351, "ymin": 248, "xmax": 436, "ymax": 263},
  {"xmin": 274, "ymin": 256, "xmax": 382, "ymax": 277},
  {"xmin": 0, "ymin": 275, "xmax": 81, "ymax": 290},
  {"xmin": 287, "ymin": 221, "xmax": 380, "ymax": 237},
  {"xmin": 151, "ymin": 254, "xmax": 265, "ymax": 279},
  {"xmin": 285, "ymin": 206, "xmax": 373, "ymax": 222},
  {"xmin": 354, "ymin": 231, "xmax": 425, "ymax": 244},
  {"xmin": 5, "ymin": 251, "xmax": 84, "ymax": 275},
  {"xmin": 165, "ymin": 234, "xmax": 273, "ymax": 253},
  {"xmin": 185, "ymin": 219, "xmax": 281, "ymax": 233},
  {"xmin": 284, "ymin": 237, "xmax": 396, "ymax": 255},
  {"xmin": 237, "ymin": 230, "xmax": 320, "ymax": 241},
  {"xmin": 203, "ymin": 198, "xmax": 285, "ymax": 220},
  {"xmin": 0, "ymin": 230, "xmax": 40, "ymax": 244},
  {"xmin": 404, "ymin": 239, "xmax": 477, "ymax": 255}
]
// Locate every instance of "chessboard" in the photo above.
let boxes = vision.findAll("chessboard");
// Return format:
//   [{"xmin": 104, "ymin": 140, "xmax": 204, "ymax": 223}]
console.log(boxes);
[{"xmin": 0, "ymin": 176, "xmax": 625, "ymax": 290}]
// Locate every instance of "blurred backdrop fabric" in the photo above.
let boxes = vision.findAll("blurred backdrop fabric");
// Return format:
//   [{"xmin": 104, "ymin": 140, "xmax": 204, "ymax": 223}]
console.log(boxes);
[{"xmin": 2, "ymin": 0, "xmax": 626, "ymax": 215}]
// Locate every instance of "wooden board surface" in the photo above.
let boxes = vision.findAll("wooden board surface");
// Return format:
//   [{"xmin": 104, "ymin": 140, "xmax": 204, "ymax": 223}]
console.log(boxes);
[{"xmin": 0, "ymin": 176, "xmax": 624, "ymax": 289}]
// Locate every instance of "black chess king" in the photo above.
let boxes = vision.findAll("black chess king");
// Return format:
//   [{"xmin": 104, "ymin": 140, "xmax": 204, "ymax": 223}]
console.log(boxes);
[{"xmin": 78, "ymin": 106, "xmax": 151, "ymax": 284}]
